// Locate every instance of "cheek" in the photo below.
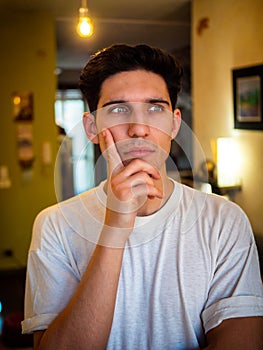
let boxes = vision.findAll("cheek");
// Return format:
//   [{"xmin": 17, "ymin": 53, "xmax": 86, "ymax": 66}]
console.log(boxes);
[
  {"xmin": 97, "ymin": 125, "xmax": 127, "ymax": 154},
  {"xmin": 152, "ymin": 128, "xmax": 172, "ymax": 146},
  {"xmin": 108, "ymin": 125, "xmax": 128, "ymax": 141}
]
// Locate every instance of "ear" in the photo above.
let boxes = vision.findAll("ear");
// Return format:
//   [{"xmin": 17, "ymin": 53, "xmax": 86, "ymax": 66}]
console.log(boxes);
[
  {"xmin": 171, "ymin": 109, "xmax": 181, "ymax": 139},
  {"xmin": 83, "ymin": 112, "xmax": 99, "ymax": 144}
]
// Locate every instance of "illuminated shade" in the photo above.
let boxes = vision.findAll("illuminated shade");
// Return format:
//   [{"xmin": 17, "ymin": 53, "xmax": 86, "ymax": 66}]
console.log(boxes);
[
  {"xmin": 216, "ymin": 137, "xmax": 241, "ymax": 187},
  {"xmin": 77, "ymin": 2, "xmax": 94, "ymax": 38}
]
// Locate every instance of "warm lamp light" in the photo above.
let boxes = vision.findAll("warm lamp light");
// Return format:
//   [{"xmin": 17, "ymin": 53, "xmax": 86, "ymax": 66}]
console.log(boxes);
[
  {"xmin": 77, "ymin": 1, "xmax": 94, "ymax": 38},
  {"xmin": 216, "ymin": 137, "xmax": 241, "ymax": 188}
]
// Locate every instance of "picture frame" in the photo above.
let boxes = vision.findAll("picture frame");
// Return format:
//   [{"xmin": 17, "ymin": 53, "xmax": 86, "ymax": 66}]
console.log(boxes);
[
  {"xmin": 13, "ymin": 91, "xmax": 34, "ymax": 121},
  {"xmin": 232, "ymin": 64, "xmax": 263, "ymax": 130}
]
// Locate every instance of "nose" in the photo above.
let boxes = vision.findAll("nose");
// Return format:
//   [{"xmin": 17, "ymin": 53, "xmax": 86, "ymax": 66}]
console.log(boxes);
[
  {"xmin": 128, "ymin": 121, "xmax": 150, "ymax": 138},
  {"xmin": 128, "ymin": 108, "xmax": 150, "ymax": 138}
]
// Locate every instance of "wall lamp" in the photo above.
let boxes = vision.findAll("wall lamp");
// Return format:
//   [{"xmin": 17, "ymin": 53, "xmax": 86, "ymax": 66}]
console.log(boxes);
[
  {"xmin": 216, "ymin": 137, "xmax": 241, "ymax": 188},
  {"xmin": 211, "ymin": 137, "xmax": 242, "ymax": 198},
  {"xmin": 77, "ymin": 0, "xmax": 94, "ymax": 38}
]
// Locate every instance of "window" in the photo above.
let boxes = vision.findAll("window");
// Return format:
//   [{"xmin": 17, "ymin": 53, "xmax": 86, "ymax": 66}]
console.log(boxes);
[{"xmin": 55, "ymin": 89, "xmax": 94, "ymax": 197}]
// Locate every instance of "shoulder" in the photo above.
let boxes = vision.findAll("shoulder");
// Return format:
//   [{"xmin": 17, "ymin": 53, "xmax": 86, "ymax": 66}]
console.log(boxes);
[
  {"xmin": 176, "ymin": 182, "xmax": 250, "ymax": 234},
  {"xmin": 35, "ymin": 184, "xmax": 102, "ymax": 222},
  {"xmin": 30, "ymin": 185, "xmax": 103, "ymax": 249},
  {"xmin": 179, "ymin": 182, "xmax": 241, "ymax": 212}
]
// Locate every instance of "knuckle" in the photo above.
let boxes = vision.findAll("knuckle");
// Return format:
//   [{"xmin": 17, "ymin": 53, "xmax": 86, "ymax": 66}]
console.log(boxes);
[{"xmin": 140, "ymin": 171, "xmax": 153, "ymax": 183}]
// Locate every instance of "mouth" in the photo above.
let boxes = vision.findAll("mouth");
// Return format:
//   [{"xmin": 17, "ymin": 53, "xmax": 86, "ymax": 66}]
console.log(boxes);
[{"xmin": 123, "ymin": 147, "xmax": 155, "ymax": 158}]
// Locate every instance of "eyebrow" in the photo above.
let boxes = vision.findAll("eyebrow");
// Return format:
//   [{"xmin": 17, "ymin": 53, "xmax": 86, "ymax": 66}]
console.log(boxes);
[
  {"xmin": 147, "ymin": 99, "xmax": 170, "ymax": 106},
  {"xmin": 102, "ymin": 98, "xmax": 170, "ymax": 108},
  {"xmin": 102, "ymin": 100, "xmax": 126, "ymax": 108}
]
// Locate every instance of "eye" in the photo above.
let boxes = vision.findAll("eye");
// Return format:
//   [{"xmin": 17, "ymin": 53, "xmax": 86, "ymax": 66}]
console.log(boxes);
[
  {"xmin": 108, "ymin": 104, "xmax": 130, "ymax": 114},
  {"xmin": 148, "ymin": 104, "xmax": 165, "ymax": 113}
]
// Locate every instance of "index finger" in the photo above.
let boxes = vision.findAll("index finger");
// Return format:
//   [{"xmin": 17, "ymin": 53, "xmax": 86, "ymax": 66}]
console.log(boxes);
[{"xmin": 102, "ymin": 128, "xmax": 123, "ymax": 175}]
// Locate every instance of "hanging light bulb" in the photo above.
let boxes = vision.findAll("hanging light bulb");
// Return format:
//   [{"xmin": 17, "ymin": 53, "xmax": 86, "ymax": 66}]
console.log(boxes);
[{"xmin": 77, "ymin": 1, "xmax": 94, "ymax": 38}]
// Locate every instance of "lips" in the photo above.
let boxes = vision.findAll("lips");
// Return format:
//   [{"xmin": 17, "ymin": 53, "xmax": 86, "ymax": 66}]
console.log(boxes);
[
  {"xmin": 124, "ymin": 147, "xmax": 155, "ymax": 158},
  {"xmin": 116, "ymin": 140, "xmax": 158, "ymax": 162}
]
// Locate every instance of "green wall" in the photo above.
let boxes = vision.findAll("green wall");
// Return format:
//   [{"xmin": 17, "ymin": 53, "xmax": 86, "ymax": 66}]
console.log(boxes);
[{"xmin": 0, "ymin": 13, "xmax": 58, "ymax": 264}]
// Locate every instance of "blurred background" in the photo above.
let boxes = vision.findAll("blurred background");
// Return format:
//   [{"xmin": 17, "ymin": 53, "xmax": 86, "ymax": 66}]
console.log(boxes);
[{"xmin": 0, "ymin": 0, "xmax": 262, "ymax": 347}]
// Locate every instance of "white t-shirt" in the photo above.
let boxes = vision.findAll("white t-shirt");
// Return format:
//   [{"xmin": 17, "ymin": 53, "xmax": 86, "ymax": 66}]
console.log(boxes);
[{"xmin": 22, "ymin": 179, "xmax": 263, "ymax": 349}]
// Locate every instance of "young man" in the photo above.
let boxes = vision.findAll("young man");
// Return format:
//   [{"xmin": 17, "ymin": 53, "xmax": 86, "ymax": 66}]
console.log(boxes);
[{"xmin": 22, "ymin": 44, "xmax": 263, "ymax": 349}]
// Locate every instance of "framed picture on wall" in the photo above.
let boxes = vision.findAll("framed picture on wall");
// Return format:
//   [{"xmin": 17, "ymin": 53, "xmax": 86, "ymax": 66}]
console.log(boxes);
[
  {"xmin": 13, "ymin": 91, "xmax": 34, "ymax": 121},
  {"xmin": 232, "ymin": 64, "xmax": 263, "ymax": 130}
]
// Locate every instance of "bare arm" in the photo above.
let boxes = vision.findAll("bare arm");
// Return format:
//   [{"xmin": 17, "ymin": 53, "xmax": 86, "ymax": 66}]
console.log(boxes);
[
  {"xmin": 33, "ymin": 129, "xmax": 162, "ymax": 350},
  {"xmin": 204, "ymin": 316, "xmax": 263, "ymax": 350},
  {"xmin": 34, "ymin": 244, "xmax": 125, "ymax": 350}
]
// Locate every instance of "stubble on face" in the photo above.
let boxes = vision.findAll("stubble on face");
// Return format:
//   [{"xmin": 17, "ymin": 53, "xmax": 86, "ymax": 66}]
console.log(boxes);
[{"xmin": 95, "ymin": 70, "xmax": 178, "ymax": 170}]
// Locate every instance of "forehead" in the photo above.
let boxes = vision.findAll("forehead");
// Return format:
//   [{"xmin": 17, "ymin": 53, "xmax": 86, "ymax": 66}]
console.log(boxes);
[{"xmin": 98, "ymin": 70, "xmax": 170, "ymax": 107}]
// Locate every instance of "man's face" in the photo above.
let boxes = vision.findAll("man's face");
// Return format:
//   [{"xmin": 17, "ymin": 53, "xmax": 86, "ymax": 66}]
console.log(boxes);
[{"xmin": 91, "ymin": 70, "xmax": 181, "ymax": 170}]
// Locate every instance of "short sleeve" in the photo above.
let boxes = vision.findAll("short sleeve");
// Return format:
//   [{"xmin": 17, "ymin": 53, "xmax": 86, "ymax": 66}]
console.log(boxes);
[
  {"xmin": 22, "ymin": 209, "xmax": 80, "ymax": 334},
  {"xmin": 201, "ymin": 202, "xmax": 263, "ymax": 333}
]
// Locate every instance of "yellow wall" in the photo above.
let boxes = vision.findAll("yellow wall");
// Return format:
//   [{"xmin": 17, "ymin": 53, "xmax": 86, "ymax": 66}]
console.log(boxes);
[
  {"xmin": 0, "ymin": 13, "xmax": 58, "ymax": 264},
  {"xmin": 192, "ymin": 0, "xmax": 263, "ymax": 235}
]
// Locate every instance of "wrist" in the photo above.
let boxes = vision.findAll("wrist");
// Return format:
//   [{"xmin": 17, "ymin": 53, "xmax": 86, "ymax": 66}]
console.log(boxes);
[
  {"xmin": 99, "ymin": 225, "xmax": 132, "ymax": 248},
  {"xmin": 104, "ymin": 208, "xmax": 136, "ymax": 229},
  {"xmin": 98, "ymin": 209, "xmax": 135, "ymax": 248}
]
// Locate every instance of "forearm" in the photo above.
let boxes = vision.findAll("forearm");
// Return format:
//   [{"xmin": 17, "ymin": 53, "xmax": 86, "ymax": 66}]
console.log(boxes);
[
  {"xmin": 36, "ymin": 234, "xmax": 126, "ymax": 350},
  {"xmin": 203, "ymin": 316, "xmax": 263, "ymax": 350}
]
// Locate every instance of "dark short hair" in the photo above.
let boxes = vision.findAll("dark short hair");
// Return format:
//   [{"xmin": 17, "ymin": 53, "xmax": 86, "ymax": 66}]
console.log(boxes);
[{"xmin": 79, "ymin": 43, "xmax": 183, "ymax": 112}]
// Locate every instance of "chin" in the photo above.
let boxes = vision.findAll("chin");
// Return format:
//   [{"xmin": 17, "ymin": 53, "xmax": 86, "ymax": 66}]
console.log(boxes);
[{"xmin": 121, "ymin": 153, "xmax": 167, "ymax": 171}]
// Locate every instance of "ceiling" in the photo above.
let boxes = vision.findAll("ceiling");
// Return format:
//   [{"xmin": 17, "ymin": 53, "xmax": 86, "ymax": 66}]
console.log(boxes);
[{"xmin": 0, "ymin": 0, "xmax": 191, "ymax": 73}]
